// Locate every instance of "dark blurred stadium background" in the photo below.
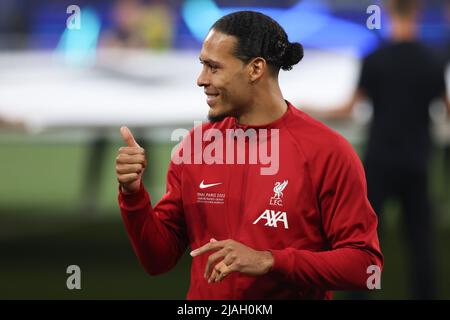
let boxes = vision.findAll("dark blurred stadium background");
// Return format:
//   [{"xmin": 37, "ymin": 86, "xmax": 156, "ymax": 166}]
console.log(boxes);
[{"xmin": 0, "ymin": 0, "xmax": 449, "ymax": 299}]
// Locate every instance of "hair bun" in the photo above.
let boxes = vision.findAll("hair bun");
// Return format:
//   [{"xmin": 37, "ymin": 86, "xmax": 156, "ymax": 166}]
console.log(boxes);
[{"xmin": 281, "ymin": 42, "xmax": 304, "ymax": 71}]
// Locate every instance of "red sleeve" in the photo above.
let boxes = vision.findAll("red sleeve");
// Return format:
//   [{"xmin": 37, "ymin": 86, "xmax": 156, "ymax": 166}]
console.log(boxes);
[
  {"xmin": 118, "ymin": 161, "xmax": 188, "ymax": 275},
  {"xmin": 269, "ymin": 135, "xmax": 383, "ymax": 290}
]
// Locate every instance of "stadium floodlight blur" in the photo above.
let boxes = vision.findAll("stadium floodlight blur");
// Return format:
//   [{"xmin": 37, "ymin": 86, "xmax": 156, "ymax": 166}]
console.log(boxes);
[{"xmin": 182, "ymin": 0, "xmax": 380, "ymax": 57}]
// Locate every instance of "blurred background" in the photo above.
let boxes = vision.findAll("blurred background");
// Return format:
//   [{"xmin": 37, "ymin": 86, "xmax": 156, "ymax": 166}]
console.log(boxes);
[{"xmin": 0, "ymin": 0, "xmax": 449, "ymax": 299}]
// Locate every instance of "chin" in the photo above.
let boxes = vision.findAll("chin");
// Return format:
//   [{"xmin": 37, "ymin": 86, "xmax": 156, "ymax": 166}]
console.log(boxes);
[{"xmin": 207, "ymin": 108, "xmax": 229, "ymax": 123}]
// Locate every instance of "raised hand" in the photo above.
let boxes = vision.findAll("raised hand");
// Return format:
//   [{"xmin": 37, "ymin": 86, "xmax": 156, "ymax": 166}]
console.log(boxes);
[{"xmin": 116, "ymin": 126, "xmax": 147, "ymax": 194}]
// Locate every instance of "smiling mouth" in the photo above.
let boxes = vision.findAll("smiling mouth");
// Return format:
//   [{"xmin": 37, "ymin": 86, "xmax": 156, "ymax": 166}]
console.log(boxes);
[{"xmin": 206, "ymin": 93, "xmax": 220, "ymax": 105}]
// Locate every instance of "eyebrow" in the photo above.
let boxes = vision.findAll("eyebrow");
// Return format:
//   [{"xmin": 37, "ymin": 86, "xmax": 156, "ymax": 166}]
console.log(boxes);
[{"xmin": 199, "ymin": 57, "xmax": 221, "ymax": 66}]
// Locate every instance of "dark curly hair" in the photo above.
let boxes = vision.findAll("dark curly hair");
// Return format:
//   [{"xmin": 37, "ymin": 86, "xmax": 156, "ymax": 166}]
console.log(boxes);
[{"xmin": 211, "ymin": 11, "xmax": 304, "ymax": 72}]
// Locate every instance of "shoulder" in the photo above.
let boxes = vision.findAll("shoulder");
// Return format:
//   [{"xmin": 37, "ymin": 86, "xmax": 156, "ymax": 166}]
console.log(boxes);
[
  {"xmin": 362, "ymin": 45, "xmax": 386, "ymax": 62},
  {"xmin": 286, "ymin": 105, "xmax": 352, "ymax": 153},
  {"xmin": 285, "ymin": 104, "xmax": 361, "ymax": 170}
]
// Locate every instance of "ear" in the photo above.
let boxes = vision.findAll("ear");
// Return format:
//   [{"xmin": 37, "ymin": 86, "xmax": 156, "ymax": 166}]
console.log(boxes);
[{"xmin": 248, "ymin": 57, "xmax": 266, "ymax": 83}]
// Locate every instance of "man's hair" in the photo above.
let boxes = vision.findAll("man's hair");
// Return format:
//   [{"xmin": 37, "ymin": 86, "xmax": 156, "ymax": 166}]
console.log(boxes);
[
  {"xmin": 211, "ymin": 11, "xmax": 304, "ymax": 72},
  {"xmin": 385, "ymin": 0, "xmax": 422, "ymax": 17}
]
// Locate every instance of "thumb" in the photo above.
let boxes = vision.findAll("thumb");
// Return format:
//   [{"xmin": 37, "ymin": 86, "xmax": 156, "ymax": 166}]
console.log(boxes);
[{"xmin": 120, "ymin": 126, "xmax": 140, "ymax": 147}]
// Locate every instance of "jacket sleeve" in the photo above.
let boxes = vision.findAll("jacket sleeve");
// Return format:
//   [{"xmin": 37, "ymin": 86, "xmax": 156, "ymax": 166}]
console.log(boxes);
[
  {"xmin": 118, "ymin": 160, "xmax": 188, "ymax": 275},
  {"xmin": 269, "ymin": 135, "xmax": 383, "ymax": 290}
]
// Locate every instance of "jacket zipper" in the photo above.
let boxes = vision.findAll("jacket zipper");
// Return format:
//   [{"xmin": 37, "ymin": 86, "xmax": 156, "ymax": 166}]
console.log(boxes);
[{"xmin": 231, "ymin": 139, "xmax": 250, "ymax": 299}]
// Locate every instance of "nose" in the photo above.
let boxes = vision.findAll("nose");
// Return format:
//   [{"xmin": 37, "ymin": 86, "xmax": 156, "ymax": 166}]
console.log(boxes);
[{"xmin": 197, "ymin": 67, "xmax": 209, "ymax": 87}]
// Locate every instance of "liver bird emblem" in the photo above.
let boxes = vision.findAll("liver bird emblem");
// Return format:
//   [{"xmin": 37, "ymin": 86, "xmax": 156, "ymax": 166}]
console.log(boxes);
[{"xmin": 273, "ymin": 180, "xmax": 288, "ymax": 199}]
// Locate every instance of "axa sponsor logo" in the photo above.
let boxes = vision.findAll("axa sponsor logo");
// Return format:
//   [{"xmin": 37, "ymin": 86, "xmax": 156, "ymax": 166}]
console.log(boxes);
[{"xmin": 253, "ymin": 209, "xmax": 289, "ymax": 229}]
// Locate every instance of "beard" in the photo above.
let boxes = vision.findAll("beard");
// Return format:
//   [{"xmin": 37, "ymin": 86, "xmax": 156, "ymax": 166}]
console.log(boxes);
[
  {"xmin": 207, "ymin": 113, "xmax": 229, "ymax": 123},
  {"xmin": 207, "ymin": 108, "xmax": 230, "ymax": 123}
]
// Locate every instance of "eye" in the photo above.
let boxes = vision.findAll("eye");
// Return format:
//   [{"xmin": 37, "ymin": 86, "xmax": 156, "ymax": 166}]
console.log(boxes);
[{"xmin": 199, "ymin": 60, "xmax": 218, "ymax": 73}]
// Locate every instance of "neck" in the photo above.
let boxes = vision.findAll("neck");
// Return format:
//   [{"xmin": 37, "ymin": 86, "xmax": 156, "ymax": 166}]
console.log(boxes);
[
  {"xmin": 390, "ymin": 16, "xmax": 418, "ymax": 42},
  {"xmin": 237, "ymin": 79, "xmax": 287, "ymax": 126}
]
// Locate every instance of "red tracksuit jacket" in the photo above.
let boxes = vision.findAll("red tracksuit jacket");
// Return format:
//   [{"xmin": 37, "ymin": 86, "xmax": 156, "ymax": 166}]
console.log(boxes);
[{"xmin": 118, "ymin": 102, "xmax": 383, "ymax": 299}]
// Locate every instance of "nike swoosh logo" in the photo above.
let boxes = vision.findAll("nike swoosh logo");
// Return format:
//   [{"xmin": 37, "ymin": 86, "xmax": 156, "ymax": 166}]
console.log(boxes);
[{"xmin": 199, "ymin": 180, "xmax": 223, "ymax": 189}]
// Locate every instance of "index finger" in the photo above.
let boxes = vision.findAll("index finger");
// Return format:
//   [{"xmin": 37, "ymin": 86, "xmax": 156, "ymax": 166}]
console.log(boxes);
[{"xmin": 190, "ymin": 240, "xmax": 225, "ymax": 257}]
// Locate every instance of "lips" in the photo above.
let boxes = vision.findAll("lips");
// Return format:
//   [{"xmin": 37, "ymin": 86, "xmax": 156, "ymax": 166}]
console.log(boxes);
[{"xmin": 205, "ymin": 92, "xmax": 219, "ymax": 105}]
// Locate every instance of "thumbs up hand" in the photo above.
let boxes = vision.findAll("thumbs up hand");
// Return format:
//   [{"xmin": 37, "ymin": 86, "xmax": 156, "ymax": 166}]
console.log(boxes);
[{"xmin": 116, "ymin": 126, "xmax": 147, "ymax": 194}]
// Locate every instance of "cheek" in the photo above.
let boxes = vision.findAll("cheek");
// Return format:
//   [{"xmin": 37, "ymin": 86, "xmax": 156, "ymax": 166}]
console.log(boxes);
[
  {"xmin": 228, "ymin": 79, "xmax": 250, "ymax": 102},
  {"xmin": 216, "ymin": 71, "xmax": 248, "ymax": 104}
]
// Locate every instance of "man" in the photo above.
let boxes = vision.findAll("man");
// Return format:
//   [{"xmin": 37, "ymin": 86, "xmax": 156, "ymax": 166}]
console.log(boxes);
[
  {"xmin": 307, "ymin": 0, "xmax": 449, "ymax": 299},
  {"xmin": 117, "ymin": 11, "xmax": 383, "ymax": 299}
]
